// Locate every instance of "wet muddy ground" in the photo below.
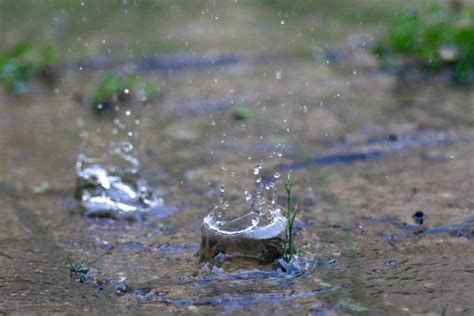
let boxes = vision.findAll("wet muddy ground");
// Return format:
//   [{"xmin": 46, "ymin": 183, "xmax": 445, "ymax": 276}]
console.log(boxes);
[{"xmin": 1, "ymin": 1, "xmax": 473, "ymax": 315}]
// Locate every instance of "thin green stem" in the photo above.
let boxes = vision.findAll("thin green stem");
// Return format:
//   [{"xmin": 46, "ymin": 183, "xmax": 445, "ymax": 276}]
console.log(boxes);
[{"xmin": 284, "ymin": 172, "xmax": 299, "ymax": 262}]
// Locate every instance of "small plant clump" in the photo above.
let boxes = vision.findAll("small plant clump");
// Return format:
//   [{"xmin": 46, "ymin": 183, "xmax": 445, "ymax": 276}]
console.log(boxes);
[
  {"xmin": 69, "ymin": 261, "xmax": 92, "ymax": 283},
  {"xmin": 0, "ymin": 42, "xmax": 58, "ymax": 94},
  {"xmin": 92, "ymin": 73, "xmax": 159, "ymax": 113},
  {"xmin": 373, "ymin": 3, "xmax": 474, "ymax": 83},
  {"xmin": 232, "ymin": 107, "xmax": 253, "ymax": 121},
  {"xmin": 283, "ymin": 172, "xmax": 299, "ymax": 262}
]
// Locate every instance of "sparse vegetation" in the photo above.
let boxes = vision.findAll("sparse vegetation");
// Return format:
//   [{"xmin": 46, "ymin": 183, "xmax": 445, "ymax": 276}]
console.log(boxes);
[
  {"xmin": 0, "ymin": 42, "xmax": 58, "ymax": 94},
  {"xmin": 232, "ymin": 107, "xmax": 253, "ymax": 121},
  {"xmin": 373, "ymin": 3, "xmax": 474, "ymax": 83},
  {"xmin": 92, "ymin": 73, "xmax": 159, "ymax": 113},
  {"xmin": 69, "ymin": 261, "xmax": 92, "ymax": 283},
  {"xmin": 283, "ymin": 172, "xmax": 299, "ymax": 262}
]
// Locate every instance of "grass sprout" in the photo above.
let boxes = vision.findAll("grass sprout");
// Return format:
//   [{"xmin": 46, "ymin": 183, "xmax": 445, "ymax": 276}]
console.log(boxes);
[{"xmin": 283, "ymin": 172, "xmax": 299, "ymax": 262}]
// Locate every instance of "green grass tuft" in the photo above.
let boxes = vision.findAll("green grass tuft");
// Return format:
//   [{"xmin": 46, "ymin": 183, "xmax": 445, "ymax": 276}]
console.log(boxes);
[
  {"xmin": 92, "ymin": 73, "xmax": 159, "ymax": 113},
  {"xmin": 374, "ymin": 3, "xmax": 474, "ymax": 83},
  {"xmin": 232, "ymin": 107, "xmax": 253, "ymax": 121},
  {"xmin": 283, "ymin": 172, "xmax": 299, "ymax": 262},
  {"xmin": 69, "ymin": 261, "xmax": 91, "ymax": 283},
  {"xmin": 0, "ymin": 42, "xmax": 58, "ymax": 94}
]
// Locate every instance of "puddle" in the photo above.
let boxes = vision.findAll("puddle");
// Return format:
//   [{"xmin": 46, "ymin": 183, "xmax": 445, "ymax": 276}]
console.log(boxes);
[{"xmin": 1, "ymin": 1, "xmax": 473, "ymax": 315}]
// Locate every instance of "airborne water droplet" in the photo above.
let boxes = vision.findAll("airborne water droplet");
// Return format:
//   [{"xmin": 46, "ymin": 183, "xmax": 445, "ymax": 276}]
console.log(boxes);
[
  {"xmin": 253, "ymin": 164, "xmax": 262, "ymax": 175},
  {"xmin": 244, "ymin": 190, "xmax": 252, "ymax": 201}
]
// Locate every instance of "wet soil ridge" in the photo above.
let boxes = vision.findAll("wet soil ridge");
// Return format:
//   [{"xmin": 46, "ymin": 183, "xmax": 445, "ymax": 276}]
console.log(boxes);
[
  {"xmin": 67, "ymin": 52, "xmax": 279, "ymax": 73},
  {"xmin": 357, "ymin": 215, "xmax": 474, "ymax": 241},
  {"xmin": 281, "ymin": 128, "xmax": 473, "ymax": 170},
  {"xmin": 155, "ymin": 284, "xmax": 347, "ymax": 307}
]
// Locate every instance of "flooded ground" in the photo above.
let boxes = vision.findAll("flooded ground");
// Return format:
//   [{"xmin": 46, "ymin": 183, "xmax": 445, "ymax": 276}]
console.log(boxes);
[{"xmin": 1, "ymin": 1, "xmax": 473, "ymax": 315}]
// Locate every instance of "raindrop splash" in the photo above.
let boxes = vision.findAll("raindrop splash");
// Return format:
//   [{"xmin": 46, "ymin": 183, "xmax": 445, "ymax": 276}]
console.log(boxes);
[{"xmin": 75, "ymin": 106, "xmax": 168, "ymax": 221}]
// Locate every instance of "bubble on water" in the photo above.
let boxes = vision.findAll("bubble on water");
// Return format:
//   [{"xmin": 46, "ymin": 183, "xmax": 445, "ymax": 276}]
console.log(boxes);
[
  {"xmin": 280, "ymin": 20, "xmax": 285, "ymax": 25},
  {"xmin": 256, "ymin": 177, "xmax": 262, "ymax": 184},
  {"xmin": 274, "ymin": 172, "xmax": 281, "ymax": 179},
  {"xmin": 221, "ymin": 164, "xmax": 228, "ymax": 171},
  {"xmin": 385, "ymin": 260, "xmax": 398, "ymax": 268}
]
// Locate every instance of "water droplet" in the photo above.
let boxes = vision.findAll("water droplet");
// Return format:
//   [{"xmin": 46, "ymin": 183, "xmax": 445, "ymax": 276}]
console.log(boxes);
[
  {"xmin": 253, "ymin": 164, "xmax": 262, "ymax": 175},
  {"xmin": 274, "ymin": 172, "xmax": 281, "ymax": 179},
  {"xmin": 275, "ymin": 70, "xmax": 282, "ymax": 80},
  {"xmin": 280, "ymin": 20, "xmax": 285, "ymax": 25},
  {"xmin": 125, "ymin": 110, "xmax": 131, "ymax": 116},
  {"xmin": 221, "ymin": 164, "xmax": 228, "ymax": 171},
  {"xmin": 244, "ymin": 190, "xmax": 252, "ymax": 201},
  {"xmin": 124, "ymin": 88, "xmax": 130, "ymax": 94}
]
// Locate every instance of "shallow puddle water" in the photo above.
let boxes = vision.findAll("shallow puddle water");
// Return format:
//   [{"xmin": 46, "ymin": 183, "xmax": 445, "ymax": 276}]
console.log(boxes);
[{"xmin": 1, "ymin": 1, "xmax": 474, "ymax": 315}]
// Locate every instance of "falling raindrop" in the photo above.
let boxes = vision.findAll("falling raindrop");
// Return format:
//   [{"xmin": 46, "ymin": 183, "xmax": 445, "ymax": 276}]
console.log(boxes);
[
  {"xmin": 244, "ymin": 190, "xmax": 252, "ymax": 201},
  {"xmin": 275, "ymin": 70, "xmax": 283, "ymax": 80},
  {"xmin": 253, "ymin": 164, "xmax": 262, "ymax": 175}
]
